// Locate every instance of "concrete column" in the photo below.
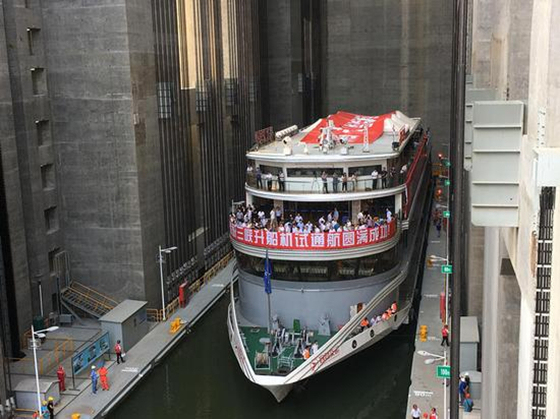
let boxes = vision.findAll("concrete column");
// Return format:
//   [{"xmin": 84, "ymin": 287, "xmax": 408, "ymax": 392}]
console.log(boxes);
[
  {"xmin": 481, "ymin": 227, "xmax": 500, "ymax": 418},
  {"xmin": 516, "ymin": 296, "xmax": 534, "ymax": 419},
  {"xmin": 246, "ymin": 192, "xmax": 253, "ymax": 206},
  {"xmin": 351, "ymin": 200, "xmax": 361, "ymax": 224},
  {"xmin": 395, "ymin": 194, "xmax": 402, "ymax": 217}
]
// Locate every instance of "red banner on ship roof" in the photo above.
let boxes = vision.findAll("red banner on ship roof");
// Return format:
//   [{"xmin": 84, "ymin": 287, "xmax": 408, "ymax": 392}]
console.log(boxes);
[
  {"xmin": 229, "ymin": 219, "xmax": 396, "ymax": 250},
  {"xmin": 301, "ymin": 111, "xmax": 394, "ymax": 145}
]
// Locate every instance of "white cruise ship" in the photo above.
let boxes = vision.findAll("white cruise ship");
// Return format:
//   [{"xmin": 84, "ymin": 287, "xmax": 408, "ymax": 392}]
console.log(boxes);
[{"xmin": 227, "ymin": 110, "xmax": 432, "ymax": 401}]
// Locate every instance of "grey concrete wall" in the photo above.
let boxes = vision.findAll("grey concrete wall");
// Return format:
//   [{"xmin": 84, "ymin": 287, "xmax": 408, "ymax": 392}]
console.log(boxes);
[
  {"xmin": 124, "ymin": 0, "xmax": 165, "ymax": 306},
  {"xmin": 0, "ymin": 0, "xmax": 38, "ymax": 338},
  {"xmin": 42, "ymin": 0, "xmax": 163, "ymax": 305},
  {"xmin": 264, "ymin": 0, "xmax": 304, "ymax": 130},
  {"xmin": 470, "ymin": 0, "xmax": 533, "ymax": 101},
  {"xmin": 322, "ymin": 0, "xmax": 453, "ymax": 145}
]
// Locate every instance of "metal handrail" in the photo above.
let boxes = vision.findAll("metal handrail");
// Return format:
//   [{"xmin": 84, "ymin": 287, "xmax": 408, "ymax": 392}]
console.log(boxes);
[
  {"xmin": 70, "ymin": 282, "xmax": 118, "ymax": 307},
  {"xmin": 148, "ymin": 251, "xmax": 234, "ymax": 322}
]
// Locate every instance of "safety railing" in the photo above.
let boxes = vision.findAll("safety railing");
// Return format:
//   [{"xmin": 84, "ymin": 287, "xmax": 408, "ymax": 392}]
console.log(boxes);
[
  {"xmin": 230, "ymin": 219, "xmax": 397, "ymax": 251},
  {"xmin": 246, "ymin": 173, "xmax": 406, "ymax": 194},
  {"xmin": 147, "ymin": 251, "xmax": 234, "ymax": 322},
  {"xmin": 69, "ymin": 281, "xmax": 118, "ymax": 311},
  {"xmin": 10, "ymin": 338, "xmax": 74, "ymax": 375}
]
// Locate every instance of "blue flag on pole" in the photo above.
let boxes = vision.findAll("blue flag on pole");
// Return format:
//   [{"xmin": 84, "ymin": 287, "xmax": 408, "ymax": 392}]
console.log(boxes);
[{"xmin": 263, "ymin": 250, "xmax": 272, "ymax": 294}]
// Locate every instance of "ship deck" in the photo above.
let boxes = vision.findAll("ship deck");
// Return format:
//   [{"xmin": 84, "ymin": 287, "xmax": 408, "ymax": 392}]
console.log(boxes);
[{"xmin": 239, "ymin": 326, "xmax": 332, "ymax": 376}]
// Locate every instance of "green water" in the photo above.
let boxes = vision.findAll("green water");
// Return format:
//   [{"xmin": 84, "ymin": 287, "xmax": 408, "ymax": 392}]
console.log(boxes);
[{"xmin": 110, "ymin": 295, "xmax": 415, "ymax": 419}]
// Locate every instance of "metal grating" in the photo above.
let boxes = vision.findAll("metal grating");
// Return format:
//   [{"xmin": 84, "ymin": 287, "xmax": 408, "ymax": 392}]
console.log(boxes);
[{"xmin": 531, "ymin": 187, "xmax": 555, "ymax": 419}]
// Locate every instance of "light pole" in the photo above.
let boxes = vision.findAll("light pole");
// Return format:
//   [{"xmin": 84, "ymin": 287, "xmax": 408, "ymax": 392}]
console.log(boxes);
[
  {"xmin": 158, "ymin": 245, "xmax": 177, "ymax": 322},
  {"xmin": 417, "ymin": 349, "xmax": 448, "ymax": 418},
  {"xmin": 31, "ymin": 325, "xmax": 59, "ymax": 417}
]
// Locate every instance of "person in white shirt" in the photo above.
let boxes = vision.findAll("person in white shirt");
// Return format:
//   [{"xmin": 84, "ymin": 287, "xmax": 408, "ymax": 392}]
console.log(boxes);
[
  {"xmin": 386, "ymin": 208, "xmax": 393, "ymax": 222},
  {"xmin": 311, "ymin": 341, "xmax": 319, "ymax": 355},
  {"xmin": 371, "ymin": 169, "xmax": 379, "ymax": 190},
  {"xmin": 411, "ymin": 404, "xmax": 421, "ymax": 419}
]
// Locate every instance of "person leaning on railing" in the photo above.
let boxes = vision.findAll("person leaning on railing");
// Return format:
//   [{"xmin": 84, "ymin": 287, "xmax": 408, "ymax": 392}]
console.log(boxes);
[{"xmin": 231, "ymin": 204, "xmax": 394, "ymax": 235}]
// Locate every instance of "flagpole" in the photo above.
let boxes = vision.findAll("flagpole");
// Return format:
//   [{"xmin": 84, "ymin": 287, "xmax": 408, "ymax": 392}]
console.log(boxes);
[
  {"xmin": 267, "ymin": 293, "xmax": 272, "ymax": 334},
  {"xmin": 264, "ymin": 249, "xmax": 272, "ymax": 334}
]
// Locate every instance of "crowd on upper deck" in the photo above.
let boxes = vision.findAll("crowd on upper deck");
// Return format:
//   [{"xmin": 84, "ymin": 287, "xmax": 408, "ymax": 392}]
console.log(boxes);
[{"xmin": 230, "ymin": 204, "xmax": 394, "ymax": 234}]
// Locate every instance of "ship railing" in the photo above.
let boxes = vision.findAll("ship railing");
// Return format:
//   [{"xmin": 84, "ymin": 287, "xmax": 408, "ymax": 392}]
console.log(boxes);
[
  {"xmin": 229, "ymin": 218, "xmax": 398, "ymax": 252},
  {"xmin": 285, "ymin": 256, "xmax": 411, "ymax": 383},
  {"xmin": 246, "ymin": 173, "xmax": 406, "ymax": 194}
]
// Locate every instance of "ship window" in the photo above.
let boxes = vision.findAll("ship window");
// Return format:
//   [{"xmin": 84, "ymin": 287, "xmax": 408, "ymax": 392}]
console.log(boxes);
[
  {"xmin": 350, "ymin": 165, "xmax": 382, "ymax": 176},
  {"xmin": 236, "ymin": 246, "xmax": 400, "ymax": 282},
  {"xmin": 287, "ymin": 168, "xmax": 343, "ymax": 177},
  {"xmin": 259, "ymin": 165, "xmax": 282, "ymax": 175}
]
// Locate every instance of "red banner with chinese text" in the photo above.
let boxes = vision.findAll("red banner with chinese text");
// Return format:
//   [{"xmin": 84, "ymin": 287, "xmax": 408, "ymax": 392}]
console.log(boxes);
[{"xmin": 230, "ymin": 219, "xmax": 397, "ymax": 250}]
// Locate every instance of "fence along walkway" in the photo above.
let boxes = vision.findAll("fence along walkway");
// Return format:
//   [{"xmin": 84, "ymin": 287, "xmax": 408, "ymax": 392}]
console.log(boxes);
[{"xmin": 147, "ymin": 251, "xmax": 234, "ymax": 322}]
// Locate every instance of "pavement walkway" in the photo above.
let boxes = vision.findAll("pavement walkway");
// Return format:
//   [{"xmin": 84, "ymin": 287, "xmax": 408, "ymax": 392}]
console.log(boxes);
[
  {"xmin": 52, "ymin": 260, "xmax": 236, "ymax": 419},
  {"xmin": 405, "ymin": 203, "xmax": 481, "ymax": 418}
]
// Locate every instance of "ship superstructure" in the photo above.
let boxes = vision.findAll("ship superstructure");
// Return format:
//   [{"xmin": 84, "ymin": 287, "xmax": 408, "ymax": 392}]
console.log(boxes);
[{"xmin": 227, "ymin": 110, "xmax": 432, "ymax": 401}]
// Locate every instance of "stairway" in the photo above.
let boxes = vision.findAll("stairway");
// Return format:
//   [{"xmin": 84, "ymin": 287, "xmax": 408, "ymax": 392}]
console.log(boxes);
[{"xmin": 61, "ymin": 281, "xmax": 118, "ymax": 318}]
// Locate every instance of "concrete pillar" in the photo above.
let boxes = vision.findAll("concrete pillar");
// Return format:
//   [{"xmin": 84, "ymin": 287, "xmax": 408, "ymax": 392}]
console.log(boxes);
[
  {"xmin": 395, "ymin": 194, "xmax": 402, "ymax": 217},
  {"xmin": 351, "ymin": 200, "xmax": 361, "ymax": 224},
  {"xmin": 516, "ymin": 296, "xmax": 534, "ymax": 419},
  {"xmin": 496, "ymin": 261, "xmax": 520, "ymax": 417},
  {"xmin": 481, "ymin": 227, "xmax": 500, "ymax": 418}
]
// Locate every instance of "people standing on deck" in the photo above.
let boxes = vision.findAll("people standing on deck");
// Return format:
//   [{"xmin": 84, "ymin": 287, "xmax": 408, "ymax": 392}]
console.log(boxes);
[
  {"xmin": 386, "ymin": 208, "xmax": 393, "ymax": 223},
  {"xmin": 360, "ymin": 317, "xmax": 370, "ymax": 332},
  {"xmin": 255, "ymin": 166, "xmax": 262, "ymax": 189},
  {"xmin": 436, "ymin": 216, "xmax": 442, "ymax": 238},
  {"xmin": 278, "ymin": 171, "xmax": 285, "ymax": 191},
  {"xmin": 275, "ymin": 206, "xmax": 282, "ymax": 222},
  {"xmin": 381, "ymin": 167, "xmax": 388, "ymax": 188},
  {"xmin": 333, "ymin": 208, "xmax": 339, "ymax": 222},
  {"xmin": 441, "ymin": 324, "xmax": 450, "ymax": 346},
  {"xmin": 303, "ymin": 346, "xmax": 310, "ymax": 359},
  {"xmin": 322, "ymin": 171, "xmax": 329, "ymax": 193},
  {"xmin": 266, "ymin": 172, "xmax": 273, "ymax": 191},
  {"xmin": 351, "ymin": 173, "xmax": 357, "ymax": 191},
  {"xmin": 91, "ymin": 366, "xmax": 98, "ymax": 394},
  {"xmin": 371, "ymin": 169, "xmax": 379, "ymax": 190},
  {"xmin": 390, "ymin": 166, "xmax": 397, "ymax": 186},
  {"xmin": 342, "ymin": 172, "xmax": 348, "ymax": 192},
  {"xmin": 311, "ymin": 341, "xmax": 319, "ymax": 355},
  {"xmin": 270, "ymin": 208, "xmax": 277, "ymax": 230},
  {"xmin": 411, "ymin": 404, "xmax": 422, "ymax": 419},
  {"xmin": 332, "ymin": 172, "xmax": 339, "ymax": 192},
  {"xmin": 391, "ymin": 301, "xmax": 398, "ymax": 314},
  {"xmin": 400, "ymin": 164, "xmax": 408, "ymax": 182},
  {"xmin": 429, "ymin": 407, "xmax": 439, "ymax": 419}
]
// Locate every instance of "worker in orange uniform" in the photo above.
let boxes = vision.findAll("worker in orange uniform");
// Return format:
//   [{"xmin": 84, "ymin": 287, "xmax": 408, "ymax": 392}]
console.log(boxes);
[
  {"xmin": 98, "ymin": 365, "xmax": 110, "ymax": 391},
  {"xmin": 360, "ymin": 317, "xmax": 369, "ymax": 332},
  {"xmin": 303, "ymin": 346, "xmax": 310, "ymax": 359},
  {"xmin": 57, "ymin": 365, "xmax": 66, "ymax": 392}
]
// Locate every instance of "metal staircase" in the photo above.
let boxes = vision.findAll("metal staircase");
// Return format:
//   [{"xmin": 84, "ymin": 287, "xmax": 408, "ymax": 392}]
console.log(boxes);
[{"xmin": 61, "ymin": 281, "xmax": 118, "ymax": 319}]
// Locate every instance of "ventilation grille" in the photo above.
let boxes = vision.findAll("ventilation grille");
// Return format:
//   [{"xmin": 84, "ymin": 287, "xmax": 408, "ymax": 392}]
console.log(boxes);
[{"xmin": 531, "ymin": 187, "xmax": 555, "ymax": 419}]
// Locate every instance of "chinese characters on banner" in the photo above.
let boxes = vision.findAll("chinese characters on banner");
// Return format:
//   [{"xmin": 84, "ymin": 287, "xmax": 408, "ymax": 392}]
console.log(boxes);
[{"xmin": 230, "ymin": 219, "xmax": 396, "ymax": 250}]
